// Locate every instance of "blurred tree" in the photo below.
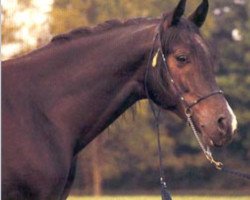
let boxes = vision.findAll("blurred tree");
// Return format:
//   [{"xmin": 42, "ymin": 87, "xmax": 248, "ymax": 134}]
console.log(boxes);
[
  {"xmin": 50, "ymin": 0, "xmax": 180, "ymax": 35},
  {"xmin": 1, "ymin": 8, "xmax": 20, "ymax": 44},
  {"xmin": 1, "ymin": 0, "xmax": 32, "ymax": 43},
  {"xmin": 1, "ymin": 0, "xmax": 50, "ymax": 59}
]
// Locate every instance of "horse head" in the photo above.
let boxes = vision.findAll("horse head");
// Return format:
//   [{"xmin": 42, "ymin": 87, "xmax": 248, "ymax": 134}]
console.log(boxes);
[{"xmin": 146, "ymin": 0, "xmax": 237, "ymax": 148}]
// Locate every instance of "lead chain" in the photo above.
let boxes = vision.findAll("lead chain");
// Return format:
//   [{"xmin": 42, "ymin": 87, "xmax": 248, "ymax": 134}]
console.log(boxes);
[{"xmin": 186, "ymin": 112, "xmax": 223, "ymax": 170}]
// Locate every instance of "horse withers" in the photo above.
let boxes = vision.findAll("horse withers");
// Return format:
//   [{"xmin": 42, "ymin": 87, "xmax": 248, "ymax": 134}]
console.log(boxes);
[{"xmin": 2, "ymin": 0, "xmax": 237, "ymax": 199}]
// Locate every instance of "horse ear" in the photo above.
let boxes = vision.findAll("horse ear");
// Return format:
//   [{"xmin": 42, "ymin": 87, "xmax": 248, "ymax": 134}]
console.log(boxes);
[
  {"xmin": 188, "ymin": 0, "xmax": 209, "ymax": 28},
  {"xmin": 171, "ymin": 0, "xmax": 186, "ymax": 26},
  {"xmin": 162, "ymin": 0, "xmax": 186, "ymax": 29}
]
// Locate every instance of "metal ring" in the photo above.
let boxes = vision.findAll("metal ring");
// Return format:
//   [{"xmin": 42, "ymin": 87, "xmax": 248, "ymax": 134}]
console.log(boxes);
[{"xmin": 185, "ymin": 107, "xmax": 193, "ymax": 117}]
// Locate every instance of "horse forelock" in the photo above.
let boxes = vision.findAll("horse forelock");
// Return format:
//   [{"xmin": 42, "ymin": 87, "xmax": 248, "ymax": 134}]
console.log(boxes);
[{"xmin": 159, "ymin": 18, "xmax": 199, "ymax": 53}]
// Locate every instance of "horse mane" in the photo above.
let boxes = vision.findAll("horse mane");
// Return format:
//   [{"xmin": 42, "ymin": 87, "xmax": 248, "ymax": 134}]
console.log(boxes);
[{"xmin": 51, "ymin": 17, "xmax": 159, "ymax": 43}]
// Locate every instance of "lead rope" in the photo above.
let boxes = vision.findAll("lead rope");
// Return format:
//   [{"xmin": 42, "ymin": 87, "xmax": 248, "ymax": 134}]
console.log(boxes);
[
  {"xmin": 155, "ymin": 111, "xmax": 172, "ymax": 200},
  {"xmin": 144, "ymin": 32, "xmax": 173, "ymax": 200},
  {"xmin": 147, "ymin": 100, "xmax": 173, "ymax": 200}
]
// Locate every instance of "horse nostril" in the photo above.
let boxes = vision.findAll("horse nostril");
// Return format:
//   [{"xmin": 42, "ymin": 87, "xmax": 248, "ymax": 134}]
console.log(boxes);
[{"xmin": 217, "ymin": 116, "xmax": 227, "ymax": 135}]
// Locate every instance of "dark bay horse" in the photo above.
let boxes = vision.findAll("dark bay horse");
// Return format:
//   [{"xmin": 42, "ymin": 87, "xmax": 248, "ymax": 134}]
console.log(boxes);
[{"xmin": 2, "ymin": 0, "xmax": 237, "ymax": 199}]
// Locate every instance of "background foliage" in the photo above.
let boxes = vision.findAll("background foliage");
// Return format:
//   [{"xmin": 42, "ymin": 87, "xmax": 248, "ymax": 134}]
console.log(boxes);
[{"xmin": 2, "ymin": 0, "xmax": 250, "ymax": 196}]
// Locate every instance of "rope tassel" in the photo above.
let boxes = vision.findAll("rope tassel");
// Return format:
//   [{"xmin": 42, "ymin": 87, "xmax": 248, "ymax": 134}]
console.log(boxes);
[{"xmin": 160, "ymin": 178, "xmax": 172, "ymax": 200}]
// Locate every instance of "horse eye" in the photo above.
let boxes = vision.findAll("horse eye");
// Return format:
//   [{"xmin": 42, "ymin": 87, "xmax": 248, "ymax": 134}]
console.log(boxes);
[{"xmin": 176, "ymin": 55, "xmax": 188, "ymax": 63}]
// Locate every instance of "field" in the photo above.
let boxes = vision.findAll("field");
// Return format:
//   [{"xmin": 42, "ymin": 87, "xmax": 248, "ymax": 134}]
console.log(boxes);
[{"xmin": 68, "ymin": 196, "xmax": 250, "ymax": 200}]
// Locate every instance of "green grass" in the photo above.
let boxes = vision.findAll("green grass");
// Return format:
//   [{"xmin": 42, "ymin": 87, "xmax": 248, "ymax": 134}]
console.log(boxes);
[{"xmin": 68, "ymin": 196, "xmax": 250, "ymax": 200}]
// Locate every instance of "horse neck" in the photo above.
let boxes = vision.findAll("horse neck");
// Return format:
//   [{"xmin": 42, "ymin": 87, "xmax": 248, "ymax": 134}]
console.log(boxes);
[{"xmin": 25, "ymin": 22, "xmax": 157, "ymax": 153}]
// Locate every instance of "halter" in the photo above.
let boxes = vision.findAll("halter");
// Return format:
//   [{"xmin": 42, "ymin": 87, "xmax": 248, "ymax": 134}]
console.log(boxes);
[
  {"xmin": 151, "ymin": 32, "xmax": 223, "ymax": 161},
  {"xmin": 147, "ymin": 31, "xmax": 225, "ymax": 200},
  {"xmin": 147, "ymin": 30, "xmax": 250, "ymax": 200},
  {"xmin": 157, "ymin": 39, "xmax": 224, "ymax": 163}
]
